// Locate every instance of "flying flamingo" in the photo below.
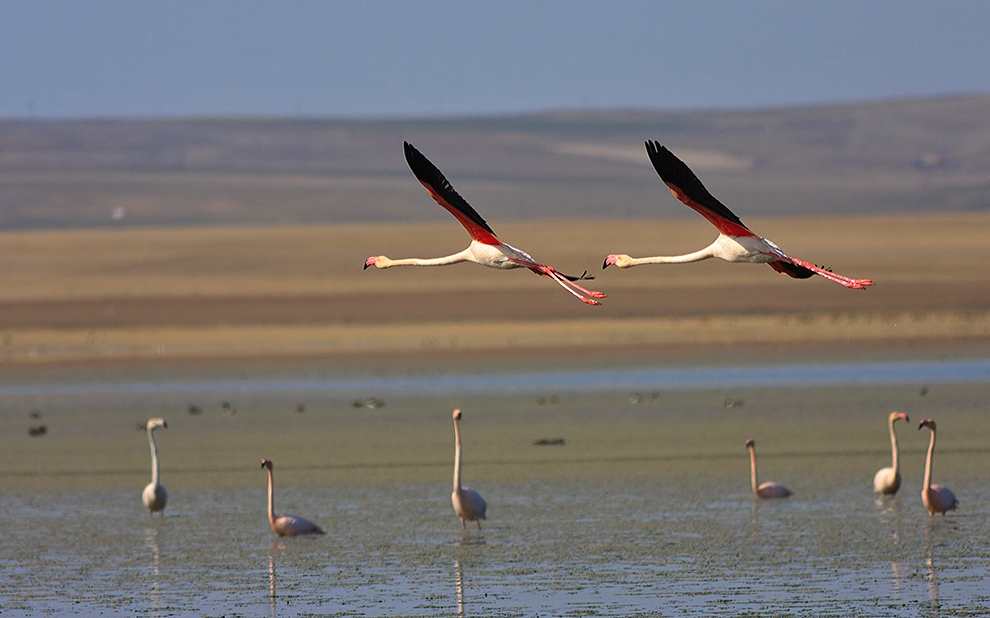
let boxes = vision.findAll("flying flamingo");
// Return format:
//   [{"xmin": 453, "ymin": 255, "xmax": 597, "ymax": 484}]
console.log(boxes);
[
  {"xmin": 260, "ymin": 459, "xmax": 326, "ymax": 536},
  {"xmin": 745, "ymin": 438, "xmax": 792, "ymax": 499},
  {"xmin": 451, "ymin": 409, "xmax": 487, "ymax": 529},
  {"xmin": 918, "ymin": 420, "xmax": 958, "ymax": 516},
  {"xmin": 602, "ymin": 141, "xmax": 874, "ymax": 290},
  {"xmin": 364, "ymin": 142, "xmax": 606, "ymax": 305},
  {"xmin": 142, "ymin": 418, "xmax": 168, "ymax": 515},
  {"xmin": 874, "ymin": 412, "xmax": 909, "ymax": 495}
]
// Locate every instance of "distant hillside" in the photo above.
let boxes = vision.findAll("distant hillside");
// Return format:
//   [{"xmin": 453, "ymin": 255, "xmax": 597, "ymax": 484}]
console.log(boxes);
[{"xmin": 1, "ymin": 95, "xmax": 988, "ymax": 229}]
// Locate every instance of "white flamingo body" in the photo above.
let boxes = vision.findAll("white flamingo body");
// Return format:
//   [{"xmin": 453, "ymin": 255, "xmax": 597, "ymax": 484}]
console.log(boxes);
[
  {"xmin": 874, "ymin": 412, "xmax": 909, "ymax": 495},
  {"xmin": 365, "ymin": 142, "xmax": 606, "ymax": 305},
  {"xmin": 607, "ymin": 232, "xmax": 785, "ymax": 267},
  {"xmin": 451, "ymin": 409, "xmax": 487, "ymax": 529},
  {"xmin": 603, "ymin": 141, "xmax": 874, "ymax": 290},
  {"xmin": 918, "ymin": 420, "xmax": 958, "ymax": 516},
  {"xmin": 261, "ymin": 459, "xmax": 326, "ymax": 536},
  {"xmin": 142, "ymin": 418, "xmax": 168, "ymax": 514},
  {"xmin": 746, "ymin": 438, "xmax": 792, "ymax": 499}
]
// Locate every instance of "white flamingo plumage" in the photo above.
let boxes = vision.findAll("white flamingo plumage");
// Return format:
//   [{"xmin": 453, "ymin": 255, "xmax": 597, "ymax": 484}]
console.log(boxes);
[
  {"xmin": 261, "ymin": 459, "xmax": 326, "ymax": 536},
  {"xmin": 451, "ymin": 409, "xmax": 487, "ymax": 529},
  {"xmin": 874, "ymin": 412, "xmax": 909, "ymax": 495},
  {"xmin": 364, "ymin": 142, "xmax": 606, "ymax": 305},
  {"xmin": 142, "ymin": 418, "xmax": 168, "ymax": 515},
  {"xmin": 603, "ymin": 141, "xmax": 874, "ymax": 290},
  {"xmin": 918, "ymin": 420, "xmax": 958, "ymax": 516},
  {"xmin": 746, "ymin": 438, "xmax": 792, "ymax": 499}
]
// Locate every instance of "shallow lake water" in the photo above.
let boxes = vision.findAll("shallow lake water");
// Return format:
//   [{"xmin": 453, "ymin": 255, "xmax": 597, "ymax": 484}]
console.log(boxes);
[{"xmin": 1, "ymin": 361, "xmax": 989, "ymax": 616}]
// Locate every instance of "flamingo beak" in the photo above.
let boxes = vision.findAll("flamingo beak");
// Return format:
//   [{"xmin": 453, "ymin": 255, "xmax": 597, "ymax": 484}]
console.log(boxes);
[
  {"xmin": 363, "ymin": 256, "xmax": 377, "ymax": 270},
  {"xmin": 602, "ymin": 255, "xmax": 617, "ymax": 269}
]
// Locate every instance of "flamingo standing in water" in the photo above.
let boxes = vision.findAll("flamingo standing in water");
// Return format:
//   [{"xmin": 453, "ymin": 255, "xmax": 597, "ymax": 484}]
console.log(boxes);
[
  {"xmin": 918, "ymin": 420, "xmax": 958, "ymax": 516},
  {"xmin": 260, "ymin": 459, "xmax": 326, "ymax": 536},
  {"xmin": 364, "ymin": 142, "xmax": 606, "ymax": 305},
  {"xmin": 746, "ymin": 439, "xmax": 792, "ymax": 499},
  {"xmin": 451, "ymin": 409, "xmax": 487, "ymax": 529},
  {"xmin": 142, "ymin": 418, "xmax": 168, "ymax": 515},
  {"xmin": 874, "ymin": 412, "xmax": 909, "ymax": 495},
  {"xmin": 602, "ymin": 141, "xmax": 874, "ymax": 290}
]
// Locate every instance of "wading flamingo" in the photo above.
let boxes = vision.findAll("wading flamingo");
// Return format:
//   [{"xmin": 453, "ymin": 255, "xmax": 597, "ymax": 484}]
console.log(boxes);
[
  {"xmin": 142, "ymin": 418, "xmax": 168, "ymax": 515},
  {"xmin": 918, "ymin": 420, "xmax": 958, "ymax": 516},
  {"xmin": 364, "ymin": 142, "xmax": 606, "ymax": 305},
  {"xmin": 451, "ymin": 409, "xmax": 487, "ymax": 529},
  {"xmin": 874, "ymin": 412, "xmax": 909, "ymax": 495},
  {"xmin": 746, "ymin": 439, "xmax": 792, "ymax": 499},
  {"xmin": 602, "ymin": 141, "xmax": 874, "ymax": 290},
  {"xmin": 260, "ymin": 459, "xmax": 326, "ymax": 536}
]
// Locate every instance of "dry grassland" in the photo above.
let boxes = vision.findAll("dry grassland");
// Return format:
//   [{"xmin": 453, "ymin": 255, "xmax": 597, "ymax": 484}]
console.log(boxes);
[{"xmin": 0, "ymin": 212, "xmax": 988, "ymax": 366}]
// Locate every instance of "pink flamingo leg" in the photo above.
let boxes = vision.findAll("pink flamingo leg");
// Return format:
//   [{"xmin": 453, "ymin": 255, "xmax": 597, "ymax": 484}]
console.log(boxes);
[
  {"xmin": 783, "ymin": 257, "xmax": 875, "ymax": 289},
  {"xmin": 506, "ymin": 258, "xmax": 605, "ymax": 304}
]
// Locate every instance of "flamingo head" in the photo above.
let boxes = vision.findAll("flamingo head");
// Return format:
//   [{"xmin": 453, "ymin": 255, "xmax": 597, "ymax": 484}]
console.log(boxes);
[
  {"xmin": 602, "ymin": 254, "xmax": 634, "ymax": 269},
  {"xmin": 261, "ymin": 458, "xmax": 273, "ymax": 471},
  {"xmin": 890, "ymin": 412, "xmax": 909, "ymax": 424},
  {"xmin": 919, "ymin": 419, "xmax": 936, "ymax": 431},
  {"xmin": 363, "ymin": 256, "xmax": 378, "ymax": 270},
  {"xmin": 745, "ymin": 438, "xmax": 755, "ymax": 448},
  {"xmin": 452, "ymin": 409, "xmax": 462, "ymax": 421},
  {"xmin": 146, "ymin": 418, "xmax": 167, "ymax": 431}
]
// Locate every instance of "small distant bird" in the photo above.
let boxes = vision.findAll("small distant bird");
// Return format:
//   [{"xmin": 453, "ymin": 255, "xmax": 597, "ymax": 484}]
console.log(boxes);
[
  {"xmin": 918, "ymin": 420, "xmax": 958, "ymax": 516},
  {"xmin": 874, "ymin": 412, "xmax": 909, "ymax": 495},
  {"xmin": 451, "ymin": 409, "xmax": 487, "ymax": 529},
  {"xmin": 260, "ymin": 459, "xmax": 326, "ymax": 536},
  {"xmin": 745, "ymin": 438, "xmax": 792, "ymax": 499},
  {"xmin": 603, "ymin": 142, "xmax": 874, "ymax": 290},
  {"xmin": 142, "ymin": 418, "xmax": 168, "ymax": 515},
  {"xmin": 364, "ymin": 142, "xmax": 606, "ymax": 305}
]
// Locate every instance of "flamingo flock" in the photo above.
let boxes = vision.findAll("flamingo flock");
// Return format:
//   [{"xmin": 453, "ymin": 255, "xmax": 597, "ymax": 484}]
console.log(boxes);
[
  {"xmin": 132, "ymin": 141, "xmax": 959, "ymax": 537},
  {"xmin": 140, "ymin": 406, "xmax": 957, "ymax": 537}
]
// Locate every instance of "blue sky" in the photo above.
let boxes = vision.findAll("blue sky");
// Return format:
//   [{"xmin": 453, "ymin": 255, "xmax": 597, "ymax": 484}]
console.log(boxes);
[{"xmin": 2, "ymin": 1, "xmax": 988, "ymax": 118}]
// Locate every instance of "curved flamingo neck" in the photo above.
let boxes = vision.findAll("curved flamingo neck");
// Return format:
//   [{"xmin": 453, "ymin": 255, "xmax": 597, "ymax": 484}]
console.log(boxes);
[
  {"xmin": 266, "ymin": 467, "xmax": 277, "ymax": 527},
  {"xmin": 452, "ymin": 419, "xmax": 463, "ymax": 492},
  {"xmin": 147, "ymin": 428, "xmax": 160, "ymax": 486},
  {"xmin": 923, "ymin": 428, "xmax": 936, "ymax": 492},
  {"xmin": 889, "ymin": 417, "xmax": 901, "ymax": 474},
  {"xmin": 748, "ymin": 446, "xmax": 759, "ymax": 495}
]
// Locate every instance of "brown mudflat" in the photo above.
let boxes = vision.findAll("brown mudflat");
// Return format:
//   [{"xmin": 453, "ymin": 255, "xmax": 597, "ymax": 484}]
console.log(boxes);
[{"xmin": 0, "ymin": 213, "xmax": 987, "ymax": 367}]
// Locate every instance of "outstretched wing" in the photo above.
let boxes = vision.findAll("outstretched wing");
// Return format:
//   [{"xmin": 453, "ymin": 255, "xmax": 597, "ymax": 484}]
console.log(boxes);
[
  {"xmin": 403, "ymin": 142, "xmax": 501, "ymax": 246},
  {"xmin": 645, "ymin": 141, "xmax": 755, "ymax": 238}
]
